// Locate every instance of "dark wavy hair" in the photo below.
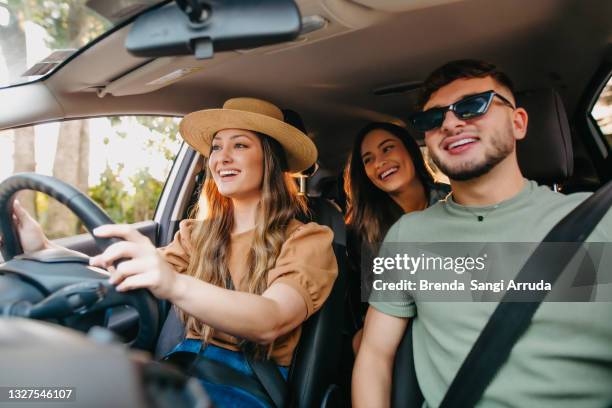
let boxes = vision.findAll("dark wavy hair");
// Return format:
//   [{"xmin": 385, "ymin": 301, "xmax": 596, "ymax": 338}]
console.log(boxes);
[
  {"xmin": 417, "ymin": 59, "xmax": 515, "ymax": 110},
  {"xmin": 344, "ymin": 122, "xmax": 435, "ymax": 245}
]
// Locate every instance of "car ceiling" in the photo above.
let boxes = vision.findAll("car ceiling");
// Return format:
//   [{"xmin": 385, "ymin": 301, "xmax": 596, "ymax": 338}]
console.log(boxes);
[{"xmin": 1, "ymin": 0, "xmax": 611, "ymax": 172}]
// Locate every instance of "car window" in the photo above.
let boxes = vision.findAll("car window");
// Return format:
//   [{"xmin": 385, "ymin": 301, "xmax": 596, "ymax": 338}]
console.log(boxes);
[
  {"xmin": 591, "ymin": 75, "xmax": 612, "ymax": 149},
  {"xmin": 0, "ymin": 116, "xmax": 182, "ymax": 239},
  {"xmin": 0, "ymin": 0, "xmax": 165, "ymax": 89},
  {"xmin": 420, "ymin": 146, "xmax": 449, "ymax": 184}
]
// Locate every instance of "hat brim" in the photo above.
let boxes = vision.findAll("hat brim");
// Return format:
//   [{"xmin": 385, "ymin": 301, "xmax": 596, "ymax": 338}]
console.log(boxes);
[{"xmin": 179, "ymin": 109, "xmax": 317, "ymax": 173}]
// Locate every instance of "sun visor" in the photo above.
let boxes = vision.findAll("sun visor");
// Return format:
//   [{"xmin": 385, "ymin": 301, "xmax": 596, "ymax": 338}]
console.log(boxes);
[{"xmin": 96, "ymin": 54, "xmax": 237, "ymax": 97}]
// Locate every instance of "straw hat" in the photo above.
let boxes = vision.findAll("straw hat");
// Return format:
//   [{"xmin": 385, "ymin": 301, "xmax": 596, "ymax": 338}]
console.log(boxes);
[{"xmin": 179, "ymin": 97, "xmax": 317, "ymax": 173}]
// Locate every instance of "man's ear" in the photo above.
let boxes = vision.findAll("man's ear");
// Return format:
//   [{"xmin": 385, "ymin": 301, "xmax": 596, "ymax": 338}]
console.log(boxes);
[{"xmin": 513, "ymin": 107, "xmax": 528, "ymax": 141}]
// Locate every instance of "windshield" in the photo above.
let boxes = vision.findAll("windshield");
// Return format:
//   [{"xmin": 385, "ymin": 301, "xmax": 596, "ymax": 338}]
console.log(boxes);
[{"xmin": 0, "ymin": 0, "xmax": 164, "ymax": 89}]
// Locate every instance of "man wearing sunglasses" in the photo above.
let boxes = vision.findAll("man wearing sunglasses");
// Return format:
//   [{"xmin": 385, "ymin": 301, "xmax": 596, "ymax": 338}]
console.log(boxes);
[{"xmin": 352, "ymin": 60, "xmax": 612, "ymax": 407}]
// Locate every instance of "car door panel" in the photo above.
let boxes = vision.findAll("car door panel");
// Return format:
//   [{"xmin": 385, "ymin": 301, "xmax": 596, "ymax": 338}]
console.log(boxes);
[{"xmin": 52, "ymin": 220, "xmax": 159, "ymax": 256}]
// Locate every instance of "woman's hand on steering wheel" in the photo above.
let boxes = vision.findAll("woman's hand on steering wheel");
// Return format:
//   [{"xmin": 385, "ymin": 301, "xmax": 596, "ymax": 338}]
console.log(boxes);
[{"xmin": 89, "ymin": 224, "xmax": 179, "ymax": 300}]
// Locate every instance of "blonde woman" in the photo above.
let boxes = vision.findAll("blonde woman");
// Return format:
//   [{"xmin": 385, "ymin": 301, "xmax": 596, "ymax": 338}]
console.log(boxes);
[{"xmin": 12, "ymin": 98, "xmax": 338, "ymax": 407}]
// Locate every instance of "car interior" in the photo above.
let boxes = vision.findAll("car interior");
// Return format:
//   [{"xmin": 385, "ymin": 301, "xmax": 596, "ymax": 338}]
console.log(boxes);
[{"xmin": 0, "ymin": 0, "xmax": 611, "ymax": 407}]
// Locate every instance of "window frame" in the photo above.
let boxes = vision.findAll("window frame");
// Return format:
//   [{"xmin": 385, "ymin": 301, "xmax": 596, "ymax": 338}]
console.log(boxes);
[{"xmin": 576, "ymin": 61, "xmax": 612, "ymax": 182}]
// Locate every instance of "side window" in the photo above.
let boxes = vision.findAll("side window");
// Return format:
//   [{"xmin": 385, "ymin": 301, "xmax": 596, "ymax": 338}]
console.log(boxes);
[
  {"xmin": 420, "ymin": 146, "xmax": 449, "ymax": 184},
  {"xmin": 0, "ymin": 116, "xmax": 182, "ymax": 239},
  {"xmin": 591, "ymin": 75, "xmax": 612, "ymax": 148}
]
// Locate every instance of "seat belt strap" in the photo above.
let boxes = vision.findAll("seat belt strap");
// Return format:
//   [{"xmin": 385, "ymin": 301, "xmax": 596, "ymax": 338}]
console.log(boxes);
[
  {"xmin": 245, "ymin": 353, "xmax": 289, "ymax": 408},
  {"xmin": 163, "ymin": 350, "xmax": 275, "ymax": 405},
  {"xmin": 440, "ymin": 181, "xmax": 612, "ymax": 408},
  {"xmin": 226, "ymin": 278, "xmax": 289, "ymax": 407}
]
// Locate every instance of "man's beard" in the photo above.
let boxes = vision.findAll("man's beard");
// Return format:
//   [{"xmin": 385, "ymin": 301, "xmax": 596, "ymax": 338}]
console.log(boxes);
[{"xmin": 430, "ymin": 126, "xmax": 515, "ymax": 181}]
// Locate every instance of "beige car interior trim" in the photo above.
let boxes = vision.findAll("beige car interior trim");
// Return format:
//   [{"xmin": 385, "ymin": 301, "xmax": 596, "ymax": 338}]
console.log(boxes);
[
  {"xmin": 321, "ymin": 0, "xmax": 391, "ymax": 29},
  {"xmin": 0, "ymin": 83, "xmax": 64, "ymax": 130},
  {"xmin": 97, "ymin": 53, "xmax": 237, "ymax": 97},
  {"xmin": 350, "ymin": 0, "xmax": 465, "ymax": 13}
]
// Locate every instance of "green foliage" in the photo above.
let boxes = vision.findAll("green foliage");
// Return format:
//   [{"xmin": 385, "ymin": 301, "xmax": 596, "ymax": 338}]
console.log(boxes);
[
  {"xmin": 136, "ymin": 116, "xmax": 181, "ymax": 142},
  {"xmin": 108, "ymin": 115, "xmax": 182, "ymax": 160},
  {"xmin": 129, "ymin": 168, "xmax": 164, "ymax": 222},
  {"xmin": 35, "ymin": 192, "xmax": 50, "ymax": 229},
  {"xmin": 108, "ymin": 117, "xmax": 127, "ymax": 139},
  {"xmin": 84, "ymin": 116, "xmax": 180, "ymax": 225},
  {"xmin": 88, "ymin": 164, "xmax": 130, "ymax": 223},
  {"xmin": 13, "ymin": 0, "xmax": 110, "ymax": 49},
  {"xmin": 135, "ymin": 116, "xmax": 182, "ymax": 161},
  {"xmin": 87, "ymin": 163, "xmax": 164, "ymax": 224}
]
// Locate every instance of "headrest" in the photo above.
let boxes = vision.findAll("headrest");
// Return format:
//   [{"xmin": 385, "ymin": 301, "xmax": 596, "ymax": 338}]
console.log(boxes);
[{"xmin": 516, "ymin": 88, "xmax": 573, "ymax": 184}]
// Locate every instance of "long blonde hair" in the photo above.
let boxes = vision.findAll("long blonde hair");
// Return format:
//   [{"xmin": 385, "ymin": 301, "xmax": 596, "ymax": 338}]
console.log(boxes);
[{"xmin": 179, "ymin": 132, "xmax": 307, "ymax": 354}]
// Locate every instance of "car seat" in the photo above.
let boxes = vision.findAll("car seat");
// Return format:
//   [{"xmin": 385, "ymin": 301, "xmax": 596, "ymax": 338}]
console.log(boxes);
[
  {"xmin": 515, "ymin": 88, "xmax": 573, "ymax": 186},
  {"xmin": 291, "ymin": 196, "xmax": 348, "ymax": 407}
]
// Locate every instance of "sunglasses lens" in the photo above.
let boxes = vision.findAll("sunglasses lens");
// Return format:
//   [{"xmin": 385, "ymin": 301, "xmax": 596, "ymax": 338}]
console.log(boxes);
[
  {"xmin": 410, "ymin": 92, "xmax": 495, "ymax": 131},
  {"xmin": 411, "ymin": 109, "xmax": 445, "ymax": 132},
  {"xmin": 455, "ymin": 94, "xmax": 490, "ymax": 120}
]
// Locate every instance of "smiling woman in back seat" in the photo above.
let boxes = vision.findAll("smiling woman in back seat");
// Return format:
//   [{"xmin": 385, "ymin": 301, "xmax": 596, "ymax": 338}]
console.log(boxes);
[{"xmin": 344, "ymin": 122, "xmax": 449, "ymax": 352}]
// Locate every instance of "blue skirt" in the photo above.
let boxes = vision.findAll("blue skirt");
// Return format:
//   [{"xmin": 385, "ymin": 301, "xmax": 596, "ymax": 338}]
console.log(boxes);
[{"xmin": 167, "ymin": 339, "xmax": 288, "ymax": 408}]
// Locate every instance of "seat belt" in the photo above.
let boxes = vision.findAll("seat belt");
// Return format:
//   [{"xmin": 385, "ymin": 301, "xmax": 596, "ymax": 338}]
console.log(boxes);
[
  {"xmin": 224, "ymin": 276, "xmax": 289, "ymax": 408},
  {"xmin": 163, "ymin": 350, "xmax": 276, "ymax": 406},
  {"xmin": 245, "ymin": 353, "xmax": 289, "ymax": 408},
  {"xmin": 158, "ymin": 307, "xmax": 289, "ymax": 406},
  {"xmin": 439, "ymin": 181, "xmax": 612, "ymax": 408}
]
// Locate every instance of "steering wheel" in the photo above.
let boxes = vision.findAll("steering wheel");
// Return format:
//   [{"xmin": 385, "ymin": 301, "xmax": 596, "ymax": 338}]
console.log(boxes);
[{"xmin": 0, "ymin": 173, "xmax": 160, "ymax": 350}]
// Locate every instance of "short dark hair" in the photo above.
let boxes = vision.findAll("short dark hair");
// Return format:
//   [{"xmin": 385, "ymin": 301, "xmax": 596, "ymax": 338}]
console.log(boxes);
[{"xmin": 417, "ymin": 59, "xmax": 515, "ymax": 109}]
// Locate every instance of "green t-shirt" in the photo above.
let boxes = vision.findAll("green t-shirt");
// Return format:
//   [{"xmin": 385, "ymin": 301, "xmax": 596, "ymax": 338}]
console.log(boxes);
[{"xmin": 371, "ymin": 180, "xmax": 612, "ymax": 407}]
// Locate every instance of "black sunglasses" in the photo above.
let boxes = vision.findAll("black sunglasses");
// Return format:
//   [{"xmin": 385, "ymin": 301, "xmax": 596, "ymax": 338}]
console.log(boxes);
[{"xmin": 409, "ymin": 90, "xmax": 516, "ymax": 132}]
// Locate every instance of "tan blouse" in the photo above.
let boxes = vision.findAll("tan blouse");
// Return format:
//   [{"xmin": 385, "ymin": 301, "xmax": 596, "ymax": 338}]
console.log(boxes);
[{"xmin": 157, "ymin": 219, "xmax": 338, "ymax": 366}]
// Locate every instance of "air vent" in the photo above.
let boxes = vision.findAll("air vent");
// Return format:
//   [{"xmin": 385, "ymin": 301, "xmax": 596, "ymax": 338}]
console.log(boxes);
[{"xmin": 21, "ymin": 49, "xmax": 77, "ymax": 77}]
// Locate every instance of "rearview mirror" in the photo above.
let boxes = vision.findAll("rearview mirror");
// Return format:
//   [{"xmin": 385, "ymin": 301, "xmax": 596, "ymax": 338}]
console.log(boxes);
[{"xmin": 125, "ymin": 0, "xmax": 302, "ymax": 59}]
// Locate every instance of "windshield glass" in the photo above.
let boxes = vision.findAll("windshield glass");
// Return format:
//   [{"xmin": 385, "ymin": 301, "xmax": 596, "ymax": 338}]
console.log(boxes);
[{"xmin": 0, "ymin": 0, "xmax": 164, "ymax": 89}]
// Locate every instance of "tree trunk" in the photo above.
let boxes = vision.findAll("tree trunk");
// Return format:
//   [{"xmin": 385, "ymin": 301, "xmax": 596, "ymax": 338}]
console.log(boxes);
[
  {"xmin": 1, "ymin": 5, "xmax": 37, "ymax": 216},
  {"xmin": 46, "ymin": 120, "xmax": 90, "ymax": 238},
  {"xmin": 77, "ymin": 121, "xmax": 90, "ymax": 192},
  {"xmin": 12, "ymin": 127, "xmax": 38, "ymax": 217},
  {"xmin": 76, "ymin": 121, "xmax": 90, "ymax": 233},
  {"xmin": 44, "ymin": 2, "xmax": 93, "ymax": 238},
  {"xmin": 0, "ymin": 4, "xmax": 27, "ymax": 85}
]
